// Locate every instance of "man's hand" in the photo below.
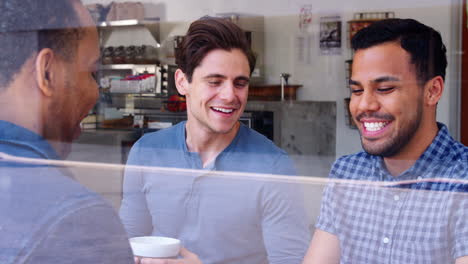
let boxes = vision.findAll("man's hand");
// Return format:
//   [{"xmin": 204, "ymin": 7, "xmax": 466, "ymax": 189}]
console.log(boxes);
[
  {"xmin": 134, "ymin": 248, "xmax": 202, "ymax": 264},
  {"xmin": 302, "ymin": 229, "xmax": 340, "ymax": 264},
  {"xmin": 456, "ymin": 256, "xmax": 468, "ymax": 264}
]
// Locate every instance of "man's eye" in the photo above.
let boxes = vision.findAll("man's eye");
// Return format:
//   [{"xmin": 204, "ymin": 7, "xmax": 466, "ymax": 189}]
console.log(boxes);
[
  {"xmin": 235, "ymin": 81, "xmax": 248, "ymax": 88},
  {"xmin": 377, "ymin": 87, "xmax": 395, "ymax": 93},
  {"xmin": 350, "ymin": 88, "xmax": 363, "ymax": 95},
  {"xmin": 91, "ymin": 71, "xmax": 98, "ymax": 82},
  {"xmin": 208, "ymin": 81, "xmax": 221, "ymax": 86}
]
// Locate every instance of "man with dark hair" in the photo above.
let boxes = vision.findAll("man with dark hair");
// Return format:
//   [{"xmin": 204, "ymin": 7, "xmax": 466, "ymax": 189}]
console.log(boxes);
[
  {"xmin": 303, "ymin": 18, "xmax": 468, "ymax": 264},
  {"xmin": 0, "ymin": 0, "xmax": 133, "ymax": 262},
  {"xmin": 120, "ymin": 17, "xmax": 310, "ymax": 264}
]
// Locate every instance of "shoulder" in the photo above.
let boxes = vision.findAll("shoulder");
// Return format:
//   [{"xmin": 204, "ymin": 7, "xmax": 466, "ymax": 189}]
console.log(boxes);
[
  {"xmin": 434, "ymin": 125, "xmax": 468, "ymax": 178},
  {"xmin": 330, "ymin": 151, "xmax": 375, "ymax": 180},
  {"xmin": 22, "ymin": 166, "xmax": 112, "ymax": 215},
  {"xmin": 0, "ymin": 167, "xmax": 131, "ymax": 263},
  {"xmin": 446, "ymin": 140, "xmax": 468, "ymax": 179},
  {"xmin": 435, "ymin": 123, "xmax": 468, "ymax": 163},
  {"xmin": 135, "ymin": 122, "xmax": 183, "ymax": 149},
  {"xmin": 127, "ymin": 122, "xmax": 184, "ymax": 166},
  {"xmin": 224, "ymin": 125, "xmax": 295, "ymax": 175},
  {"xmin": 236, "ymin": 125, "xmax": 287, "ymax": 155},
  {"xmin": 451, "ymin": 140, "xmax": 468, "ymax": 161}
]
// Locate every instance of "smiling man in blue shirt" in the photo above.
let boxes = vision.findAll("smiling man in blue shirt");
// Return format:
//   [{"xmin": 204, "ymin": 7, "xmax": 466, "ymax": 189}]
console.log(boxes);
[
  {"xmin": 120, "ymin": 17, "xmax": 310, "ymax": 264},
  {"xmin": 303, "ymin": 19, "xmax": 468, "ymax": 264}
]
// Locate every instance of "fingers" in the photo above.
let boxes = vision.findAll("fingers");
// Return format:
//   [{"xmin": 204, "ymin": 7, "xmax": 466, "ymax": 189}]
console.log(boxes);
[
  {"xmin": 178, "ymin": 247, "xmax": 202, "ymax": 263},
  {"xmin": 179, "ymin": 247, "xmax": 193, "ymax": 258},
  {"xmin": 138, "ymin": 247, "xmax": 202, "ymax": 264},
  {"xmin": 135, "ymin": 256, "xmax": 170, "ymax": 264},
  {"xmin": 140, "ymin": 258, "xmax": 170, "ymax": 264}
]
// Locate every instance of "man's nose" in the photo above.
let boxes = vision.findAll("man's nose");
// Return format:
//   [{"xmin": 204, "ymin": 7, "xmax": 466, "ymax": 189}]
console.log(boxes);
[
  {"xmin": 356, "ymin": 90, "xmax": 380, "ymax": 112},
  {"xmin": 219, "ymin": 83, "xmax": 235, "ymax": 101}
]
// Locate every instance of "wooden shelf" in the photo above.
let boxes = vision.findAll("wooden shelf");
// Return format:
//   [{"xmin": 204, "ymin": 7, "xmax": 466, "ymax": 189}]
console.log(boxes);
[{"xmin": 249, "ymin": 84, "xmax": 301, "ymax": 101}]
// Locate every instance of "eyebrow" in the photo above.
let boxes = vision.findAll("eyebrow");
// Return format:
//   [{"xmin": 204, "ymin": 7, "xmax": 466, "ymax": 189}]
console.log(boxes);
[
  {"xmin": 349, "ymin": 76, "xmax": 400, "ymax": 86},
  {"xmin": 371, "ymin": 76, "xmax": 400, "ymax": 83},
  {"xmin": 203, "ymin": 74, "xmax": 226, "ymax": 80},
  {"xmin": 349, "ymin": 79, "xmax": 360, "ymax": 86},
  {"xmin": 203, "ymin": 74, "xmax": 250, "ymax": 82},
  {"xmin": 235, "ymin": 76, "xmax": 250, "ymax": 82}
]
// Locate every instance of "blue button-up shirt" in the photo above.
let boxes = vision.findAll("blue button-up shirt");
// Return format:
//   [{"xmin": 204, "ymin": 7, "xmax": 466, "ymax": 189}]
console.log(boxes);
[
  {"xmin": 0, "ymin": 120, "xmax": 133, "ymax": 263},
  {"xmin": 0, "ymin": 120, "xmax": 60, "ymax": 161}
]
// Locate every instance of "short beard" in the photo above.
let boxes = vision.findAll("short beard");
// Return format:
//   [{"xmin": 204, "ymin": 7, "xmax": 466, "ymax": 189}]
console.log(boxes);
[
  {"xmin": 43, "ymin": 71, "xmax": 74, "ymax": 158},
  {"xmin": 359, "ymin": 98, "xmax": 423, "ymax": 157}
]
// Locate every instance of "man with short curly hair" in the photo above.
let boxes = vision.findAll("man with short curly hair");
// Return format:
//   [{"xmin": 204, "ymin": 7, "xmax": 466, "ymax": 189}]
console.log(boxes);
[{"xmin": 303, "ymin": 18, "xmax": 468, "ymax": 264}]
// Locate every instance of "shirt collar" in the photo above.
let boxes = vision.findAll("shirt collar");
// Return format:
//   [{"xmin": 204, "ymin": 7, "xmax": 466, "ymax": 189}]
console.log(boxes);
[
  {"xmin": 179, "ymin": 121, "xmax": 244, "ymax": 170},
  {"xmin": 375, "ymin": 122, "xmax": 453, "ymax": 180},
  {"xmin": 0, "ymin": 120, "xmax": 60, "ymax": 160}
]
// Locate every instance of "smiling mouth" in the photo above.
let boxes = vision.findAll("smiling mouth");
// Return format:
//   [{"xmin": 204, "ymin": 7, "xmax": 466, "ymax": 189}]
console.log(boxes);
[
  {"xmin": 363, "ymin": 121, "xmax": 390, "ymax": 132},
  {"xmin": 211, "ymin": 107, "xmax": 235, "ymax": 114}
]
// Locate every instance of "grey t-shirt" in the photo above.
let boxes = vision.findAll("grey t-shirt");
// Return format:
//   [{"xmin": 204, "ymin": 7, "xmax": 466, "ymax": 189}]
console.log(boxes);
[{"xmin": 120, "ymin": 122, "xmax": 310, "ymax": 264}]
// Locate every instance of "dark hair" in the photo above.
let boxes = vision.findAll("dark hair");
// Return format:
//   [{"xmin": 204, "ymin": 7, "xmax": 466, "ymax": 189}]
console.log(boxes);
[
  {"xmin": 351, "ymin": 18, "xmax": 447, "ymax": 83},
  {"xmin": 175, "ymin": 17, "xmax": 256, "ymax": 82},
  {"xmin": 0, "ymin": 0, "xmax": 84, "ymax": 88}
]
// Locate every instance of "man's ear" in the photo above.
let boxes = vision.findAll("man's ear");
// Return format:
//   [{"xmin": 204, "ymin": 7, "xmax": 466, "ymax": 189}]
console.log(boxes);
[
  {"xmin": 424, "ymin": 76, "xmax": 444, "ymax": 106},
  {"xmin": 35, "ymin": 48, "xmax": 56, "ymax": 97},
  {"xmin": 175, "ymin": 69, "xmax": 189, "ymax": 96}
]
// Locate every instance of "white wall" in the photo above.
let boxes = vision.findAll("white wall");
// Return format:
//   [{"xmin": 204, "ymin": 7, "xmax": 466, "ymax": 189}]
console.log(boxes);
[{"xmin": 83, "ymin": 0, "xmax": 461, "ymax": 157}]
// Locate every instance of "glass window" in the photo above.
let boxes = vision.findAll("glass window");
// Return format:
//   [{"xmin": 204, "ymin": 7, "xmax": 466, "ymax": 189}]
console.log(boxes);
[{"xmin": 1, "ymin": 0, "xmax": 466, "ymax": 263}]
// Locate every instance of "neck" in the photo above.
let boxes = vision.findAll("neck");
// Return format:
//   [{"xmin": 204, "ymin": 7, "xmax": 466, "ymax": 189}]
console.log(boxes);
[
  {"xmin": 0, "ymin": 78, "xmax": 68, "ymax": 159},
  {"xmin": 384, "ymin": 121, "xmax": 439, "ymax": 176},
  {"xmin": 185, "ymin": 121, "xmax": 240, "ymax": 167},
  {"xmin": 0, "ymin": 86, "xmax": 43, "ymax": 137}
]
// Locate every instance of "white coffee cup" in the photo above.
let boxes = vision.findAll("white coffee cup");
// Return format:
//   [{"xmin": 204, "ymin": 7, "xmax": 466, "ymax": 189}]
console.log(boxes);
[{"xmin": 129, "ymin": 236, "xmax": 181, "ymax": 258}]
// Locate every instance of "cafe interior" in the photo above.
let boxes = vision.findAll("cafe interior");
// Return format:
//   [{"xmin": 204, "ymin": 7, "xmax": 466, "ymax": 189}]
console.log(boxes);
[{"xmin": 62, "ymin": 0, "xmax": 467, "ymax": 245}]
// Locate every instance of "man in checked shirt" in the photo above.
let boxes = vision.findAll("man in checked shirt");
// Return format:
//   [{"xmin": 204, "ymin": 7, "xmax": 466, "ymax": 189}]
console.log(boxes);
[{"xmin": 303, "ymin": 19, "xmax": 468, "ymax": 264}]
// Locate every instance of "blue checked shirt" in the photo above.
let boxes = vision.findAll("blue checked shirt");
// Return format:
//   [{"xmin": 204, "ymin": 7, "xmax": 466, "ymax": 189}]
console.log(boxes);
[{"xmin": 316, "ymin": 123, "xmax": 468, "ymax": 263}]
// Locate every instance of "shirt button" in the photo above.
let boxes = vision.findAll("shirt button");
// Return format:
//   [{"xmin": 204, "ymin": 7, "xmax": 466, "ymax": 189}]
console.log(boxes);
[
  {"xmin": 393, "ymin": 195, "xmax": 400, "ymax": 201},
  {"xmin": 383, "ymin": 237, "xmax": 390, "ymax": 244}
]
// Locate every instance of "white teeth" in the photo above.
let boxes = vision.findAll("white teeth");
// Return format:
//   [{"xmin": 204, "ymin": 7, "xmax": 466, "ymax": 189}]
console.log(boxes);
[
  {"xmin": 364, "ymin": 122, "xmax": 388, "ymax": 132},
  {"xmin": 212, "ymin": 107, "xmax": 233, "ymax": 113}
]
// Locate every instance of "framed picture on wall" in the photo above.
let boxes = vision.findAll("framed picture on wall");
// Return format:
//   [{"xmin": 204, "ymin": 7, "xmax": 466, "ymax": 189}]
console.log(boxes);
[{"xmin": 319, "ymin": 15, "xmax": 342, "ymax": 55}]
